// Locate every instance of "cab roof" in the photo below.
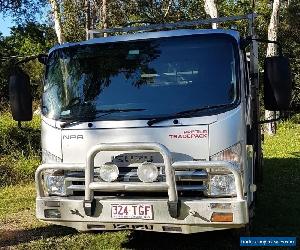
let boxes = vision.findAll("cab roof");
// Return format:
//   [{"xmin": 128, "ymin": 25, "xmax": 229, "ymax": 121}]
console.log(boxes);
[{"xmin": 49, "ymin": 29, "xmax": 240, "ymax": 54}]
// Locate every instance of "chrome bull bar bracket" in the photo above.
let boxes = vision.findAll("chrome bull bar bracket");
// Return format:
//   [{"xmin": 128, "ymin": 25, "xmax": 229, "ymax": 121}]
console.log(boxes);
[{"xmin": 84, "ymin": 142, "xmax": 179, "ymax": 218}]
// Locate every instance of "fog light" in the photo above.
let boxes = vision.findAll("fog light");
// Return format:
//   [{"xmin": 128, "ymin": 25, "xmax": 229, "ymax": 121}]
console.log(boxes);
[
  {"xmin": 44, "ymin": 209, "xmax": 61, "ymax": 218},
  {"xmin": 100, "ymin": 163, "xmax": 119, "ymax": 182},
  {"xmin": 137, "ymin": 162, "xmax": 158, "ymax": 183}
]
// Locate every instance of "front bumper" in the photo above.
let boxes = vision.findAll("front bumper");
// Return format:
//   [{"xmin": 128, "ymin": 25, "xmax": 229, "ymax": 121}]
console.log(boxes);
[
  {"xmin": 37, "ymin": 197, "xmax": 248, "ymax": 234},
  {"xmin": 36, "ymin": 142, "xmax": 248, "ymax": 234}
]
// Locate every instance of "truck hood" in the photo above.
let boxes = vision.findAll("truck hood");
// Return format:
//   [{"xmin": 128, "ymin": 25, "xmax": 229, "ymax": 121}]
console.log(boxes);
[
  {"xmin": 60, "ymin": 117, "xmax": 217, "ymax": 165},
  {"xmin": 42, "ymin": 106, "xmax": 244, "ymax": 166}
]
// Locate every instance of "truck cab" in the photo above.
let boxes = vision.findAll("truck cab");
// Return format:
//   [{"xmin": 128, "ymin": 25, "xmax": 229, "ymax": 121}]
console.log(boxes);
[{"xmin": 9, "ymin": 14, "xmax": 292, "ymax": 234}]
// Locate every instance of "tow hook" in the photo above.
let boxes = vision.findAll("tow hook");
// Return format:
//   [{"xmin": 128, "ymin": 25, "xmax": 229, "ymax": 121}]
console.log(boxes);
[{"xmin": 83, "ymin": 199, "xmax": 96, "ymax": 216}]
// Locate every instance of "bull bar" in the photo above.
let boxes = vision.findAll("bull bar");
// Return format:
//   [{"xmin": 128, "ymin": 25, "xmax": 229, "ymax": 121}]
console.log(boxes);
[{"xmin": 35, "ymin": 142, "xmax": 244, "ymax": 219}]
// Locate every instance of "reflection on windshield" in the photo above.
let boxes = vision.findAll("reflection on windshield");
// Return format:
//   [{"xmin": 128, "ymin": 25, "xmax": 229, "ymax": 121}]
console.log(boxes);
[{"xmin": 43, "ymin": 34, "xmax": 239, "ymax": 121}]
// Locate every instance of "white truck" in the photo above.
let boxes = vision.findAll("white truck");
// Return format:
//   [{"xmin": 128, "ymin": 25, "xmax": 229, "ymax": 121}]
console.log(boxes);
[{"xmin": 9, "ymin": 14, "xmax": 291, "ymax": 234}]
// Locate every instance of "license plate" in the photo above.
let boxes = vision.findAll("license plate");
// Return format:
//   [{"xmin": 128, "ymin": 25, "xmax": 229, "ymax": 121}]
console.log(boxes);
[{"xmin": 111, "ymin": 204, "xmax": 153, "ymax": 219}]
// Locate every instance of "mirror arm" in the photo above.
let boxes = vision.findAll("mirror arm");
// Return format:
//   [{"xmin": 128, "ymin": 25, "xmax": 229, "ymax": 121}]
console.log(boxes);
[
  {"xmin": 15, "ymin": 54, "xmax": 39, "ymax": 66},
  {"xmin": 241, "ymin": 37, "xmax": 283, "ymax": 56},
  {"xmin": 15, "ymin": 53, "xmax": 47, "ymax": 66},
  {"xmin": 258, "ymin": 115, "xmax": 286, "ymax": 124}
]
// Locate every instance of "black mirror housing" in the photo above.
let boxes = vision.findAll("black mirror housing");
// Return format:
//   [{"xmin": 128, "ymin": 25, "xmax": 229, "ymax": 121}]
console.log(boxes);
[
  {"xmin": 9, "ymin": 69, "xmax": 33, "ymax": 121},
  {"xmin": 38, "ymin": 54, "xmax": 48, "ymax": 65},
  {"xmin": 264, "ymin": 56, "xmax": 292, "ymax": 111}
]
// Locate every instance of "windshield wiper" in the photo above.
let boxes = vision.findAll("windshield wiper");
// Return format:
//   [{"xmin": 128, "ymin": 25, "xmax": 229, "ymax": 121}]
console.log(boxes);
[
  {"xmin": 147, "ymin": 104, "xmax": 230, "ymax": 126},
  {"xmin": 60, "ymin": 108, "xmax": 146, "ymax": 128}
]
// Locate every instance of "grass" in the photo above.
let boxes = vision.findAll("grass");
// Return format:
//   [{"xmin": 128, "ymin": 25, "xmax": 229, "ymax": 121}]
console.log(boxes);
[
  {"xmin": 0, "ymin": 184, "xmax": 36, "ymax": 220},
  {"xmin": 0, "ymin": 182, "xmax": 130, "ymax": 249},
  {"xmin": 0, "ymin": 115, "xmax": 299, "ymax": 249},
  {"xmin": 252, "ymin": 122, "xmax": 300, "ymax": 236}
]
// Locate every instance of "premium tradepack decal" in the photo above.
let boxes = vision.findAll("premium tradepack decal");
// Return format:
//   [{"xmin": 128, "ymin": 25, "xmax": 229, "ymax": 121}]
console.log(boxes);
[{"xmin": 169, "ymin": 129, "xmax": 208, "ymax": 139}]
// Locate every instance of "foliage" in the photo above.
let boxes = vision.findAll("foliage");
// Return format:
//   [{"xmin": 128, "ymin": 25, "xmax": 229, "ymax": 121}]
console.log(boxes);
[
  {"xmin": 0, "ymin": 22, "xmax": 56, "ymax": 103},
  {"xmin": 127, "ymin": 0, "xmax": 207, "ymax": 23},
  {"xmin": 0, "ymin": 0, "xmax": 48, "ymax": 24},
  {"xmin": 0, "ymin": 34, "xmax": 14, "ymax": 104},
  {"xmin": 61, "ymin": 0, "xmax": 86, "ymax": 42},
  {"xmin": 57, "ymin": 0, "xmax": 208, "ymax": 43},
  {"xmin": 279, "ymin": 0, "xmax": 300, "ymax": 109},
  {"xmin": 0, "ymin": 112, "xmax": 41, "ymax": 186}
]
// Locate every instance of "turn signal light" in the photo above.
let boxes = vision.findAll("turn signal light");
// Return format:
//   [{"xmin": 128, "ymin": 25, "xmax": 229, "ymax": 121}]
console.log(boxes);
[{"xmin": 210, "ymin": 212, "xmax": 233, "ymax": 222}]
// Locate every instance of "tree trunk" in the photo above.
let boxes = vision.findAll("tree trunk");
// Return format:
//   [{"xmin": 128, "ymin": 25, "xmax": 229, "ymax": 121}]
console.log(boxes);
[
  {"xmin": 85, "ymin": 0, "xmax": 91, "ymax": 40},
  {"xmin": 102, "ymin": 0, "xmax": 108, "ymax": 37},
  {"xmin": 203, "ymin": 0, "xmax": 218, "ymax": 29},
  {"xmin": 91, "ymin": 3, "xmax": 97, "ymax": 30},
  {"xmin": 163, "ymin": 0, "xmax": 172, "ymax": 18},
  {"xmin": 265, "ymin": 0, "xmax": 281, "ymax": 135},
  {"xmin": 49, "ymin": 0, "xmax": 65, "ymax": 44}
]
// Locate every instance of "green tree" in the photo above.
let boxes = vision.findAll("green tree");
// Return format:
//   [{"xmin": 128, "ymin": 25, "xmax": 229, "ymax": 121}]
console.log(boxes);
[
  {"xmin": 0, "ymin": 34, "xmax": 15, "ymax": 105},
  {"xmin": 0, "ymin": 23, "xmax": 56, "ymax": 104},
  {"xmin": 0, "ymin": 0, "xmax": 48, "ymax": 24},
  {"xmin": 279, "ymin": 0, "xmax": 300, "ymax": 110}
]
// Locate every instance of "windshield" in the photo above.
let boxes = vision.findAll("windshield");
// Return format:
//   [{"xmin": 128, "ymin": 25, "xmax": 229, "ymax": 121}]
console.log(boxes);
[{"xmin": 43, "ymin": 34, "xmax": 239, "ymax": 121}]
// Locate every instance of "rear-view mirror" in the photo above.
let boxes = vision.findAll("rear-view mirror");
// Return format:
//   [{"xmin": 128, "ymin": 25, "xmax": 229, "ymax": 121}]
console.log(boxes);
[
  {"xmin": 9, "ymin": 68, "xmax": 33, "ymax": 121},
  {"xmin": 264, "ymin": 56, "xmax": 292, "ymax": 111},
  {"xmin": 38, "ymin": 54, "xmax": 48, "ymax": 65}
]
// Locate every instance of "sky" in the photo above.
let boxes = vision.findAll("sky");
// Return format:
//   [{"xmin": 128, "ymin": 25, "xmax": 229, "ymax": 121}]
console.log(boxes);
[
  {"xmin": 0, "ymin": 5, "xmax": 50, "ymax": 37},
  {"xmin": 0, "ymin": 13, "xmax": 15, "ymax": 36}
]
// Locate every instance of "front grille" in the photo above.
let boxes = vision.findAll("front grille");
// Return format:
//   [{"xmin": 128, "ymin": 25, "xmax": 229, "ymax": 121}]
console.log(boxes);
[{"xmin": 65, "ymin": 167, "xmax": 208, "ymax": 197}]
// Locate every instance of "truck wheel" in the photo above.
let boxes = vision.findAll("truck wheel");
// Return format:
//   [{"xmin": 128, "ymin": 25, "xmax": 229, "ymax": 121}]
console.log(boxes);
[
  {"xmin": 254, "ymin": 150, "xmax": 263, "ymax": 184},
  {"xmin": 253, "ymin": 124, "xmax": 263, "ymax": 185}
]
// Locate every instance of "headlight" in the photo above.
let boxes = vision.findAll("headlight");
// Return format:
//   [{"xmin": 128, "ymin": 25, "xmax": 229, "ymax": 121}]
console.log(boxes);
[
  {"xmin": 43, "ymin": 170, "xmax": 66, "ymax": 196},
  {"xmin": 207, "ymin": 142, "xmax": 242, "ymax": 196},
  {"xmin": 99, "ymin": 163, "xmax": 119, "ymax": 182},
  {"xmin": 207, "ymin": 174, "xmax": 236, "ymax": 196},
  {"xmin": 137, "ymin": 162, "xmax": 158, "ymax": 183}
]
